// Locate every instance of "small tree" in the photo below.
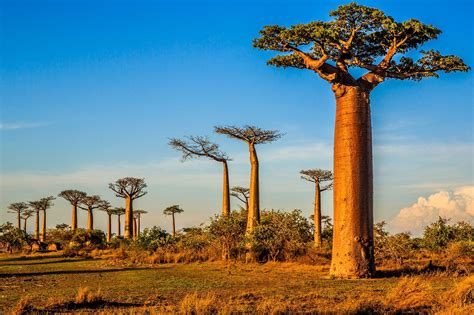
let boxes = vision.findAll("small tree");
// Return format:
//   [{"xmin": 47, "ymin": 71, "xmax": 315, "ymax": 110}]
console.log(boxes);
[
  {"xmin": 28, "ymin": 196, "xmax": 55, "ymax": 242},
  {"xmin": 109, "ymin": 177, "xmax": 147, "ymax": 239},
  {"xmin": 21, "ymin": 209, "xmax": 35, "ymax": 232},
  {"xmin": 169, "ymin": 136, "xmax": 232, "ymax": 216},
  {"xmin": 163, "ymin": 205, "xmax": 184, "ymax": 238},
  {"xmin": 58, "ymin": 189, "xmax": 87, "ymax": 231},
  {"xmin": 253, "ymin": 2, "xmax": 469, "ymax": 278},
  {"xmin": 111, "ymin": 207, "xmax": 125, "ymax": 237},
  {"xmin": 215, "ymin": 125, "xmax": 282, "ymax": 233},
  {"xmin": 0, "ymin": 222, "xmax": 31, "ymax": 254},
  {"xmin": 7, "ymin": 202, "xmax": 29, "ymax": 229},
  {"xmin": 300, "ymin": 169, "xmax": 333, "ymax": 247},
  {"xmin": 78, "ymin": 196, "xmax": 108, "ymax": 231},
  {"xmin": 230, "ymin": 186, "xmax": 250, "ymax": 211}
]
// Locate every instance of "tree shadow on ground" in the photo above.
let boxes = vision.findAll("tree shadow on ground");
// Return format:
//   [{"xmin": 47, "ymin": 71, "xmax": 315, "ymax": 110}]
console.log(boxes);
[
  {"xmin": 0, "ymin": 255, "xmax": 63, "ymax": 263},
  {"xmin": 0, "ymin": 267, "xmax": 150, "ymax": 278},
  {"xmin": 0, "ymin": 258, "xmax": 91, "ymax": 267},
  {"xmin": 375, "ymin": 262, "xmax": 446, "ymax": 278}
]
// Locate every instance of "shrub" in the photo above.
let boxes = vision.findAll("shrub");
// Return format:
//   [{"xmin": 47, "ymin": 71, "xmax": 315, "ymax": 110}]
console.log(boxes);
[
  {"xmin": 0, "ymin": 222, "xmax": 31, "ymax": 253},
  {"xmin": 47, "ymin": 224, "xmax": 74, "ymax": 247},
  {"xmin": 70, "ymin": 229, "xmax": 106, "ymax": 249},
  {"xmin": 134, "ymin": 226, "xmax": 172, "ymax": 251},
  {"xmin": 208, "ymin": 210, "xmax": 247, "ymax": 260}
]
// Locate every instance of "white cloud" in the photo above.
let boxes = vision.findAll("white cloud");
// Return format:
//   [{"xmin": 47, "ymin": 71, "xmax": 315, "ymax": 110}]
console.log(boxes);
[
  {"xmin": 389, "ymin": 186, "xmax": 474, "ymax": 235},
  {"xmin": 0, "ymin": 122, "xmax": 48, "ymax": 130}
]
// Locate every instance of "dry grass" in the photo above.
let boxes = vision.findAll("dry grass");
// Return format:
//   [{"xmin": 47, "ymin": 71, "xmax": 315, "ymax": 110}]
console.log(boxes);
[
  {"xmin": 385, "ymin": 276, "xmax": 437, "ymax": 311},
  {"xmin": 10, "ymin": 296, "xmax": 32, "ymax": 315},
  {"xmin": 74, "ymin": 287, "xmax": 103, "ymax": 304},
  {"xmin": 179, "ymin": 293, "xmax": 218, "ymax": 314}
]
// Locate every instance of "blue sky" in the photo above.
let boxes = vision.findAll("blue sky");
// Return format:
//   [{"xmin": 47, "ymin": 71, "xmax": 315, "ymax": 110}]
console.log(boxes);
[{"xmin": 1, "ymin": 0, "xmax": 473, "ymax": 235}]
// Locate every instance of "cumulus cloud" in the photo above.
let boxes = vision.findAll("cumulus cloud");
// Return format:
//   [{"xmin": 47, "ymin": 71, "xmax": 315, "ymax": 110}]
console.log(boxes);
[{"xmin": 389, "ymin": 186, "xmax": 474, "ymax": 235}]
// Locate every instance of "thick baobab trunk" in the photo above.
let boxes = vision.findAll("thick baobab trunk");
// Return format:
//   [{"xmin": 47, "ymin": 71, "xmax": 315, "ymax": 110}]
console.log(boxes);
[
  {"xmin": 314, "ymin": 182, "xmax": 322, "ymax": 247},
  {"xmin": 222, "ymin": 161, "xmax": 230, "ymax": 216},
  {"xmin": 330, "ymin": 85, "xmax": 374, "ymax": 278},
  {"xmin": 87, "ymin": 208, "xmax": 94, "ymax": 230},
  {"xmin": 41, "ymin": 210, "xmax": 47, "ymax": 242},
  {"xmin": 17, "ymin": 212, "xmax": 21, "ymax": 230},
  {"xmin": 117, "ymin": 215, "xmax": 122, "ymax": 237},
  {"xmin": 133, "ymin": 218, "xmax": 137, "ymax": 239},
  {"xmin": 107, "ymin": 214, "xmax": 112, "ymax": 242},
  {"xmin": 246, "ymin": 143, "xmax": 260, "ymax": 233},
  {"xmin": 71, "ymin": 204, "xmax": 78, "ymax": 231},
  {"xmin": 172, "ymin": 213, "xmax": 176, "ymax": 238},
  {"xmin": 137, "ymin": 215, "xmax": 141, "ymax": 237},
  {"xmin": 124, "ymin": 197, "xmax": 133, "ymax": 239},
  {"xmin": 35, "ymin": 210, "xmax": 40, "ymax": 240}
]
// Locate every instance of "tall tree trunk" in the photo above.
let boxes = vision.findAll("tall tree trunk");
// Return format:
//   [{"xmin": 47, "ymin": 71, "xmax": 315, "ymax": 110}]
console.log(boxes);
[
  {"xmin": 35, "ymin": 210, "xmax": 40, "ymax": 240},
  {"xmin": 17, "ymin": 212, "xmax": 21, "ymax": 230},
  {"xmin": 41, "ymin": 210, "xmax": 46, "ymax": 242},
  {"xmin": 23, "ymin": 218, "xmax": 27, "ymax": 232},
  {"xmin": 222, "ymin": 161, "xmax": 230, "ymax": 216},
  {"xmin": 172, "ymin": 213, "xmax": 176, "ymax": 238},
  {"xmin": 330, "ymin": 85, "xmax": 374, "ymax": 278},
  {"xmin": 71, "ymin": 204, "xmax": 78, "ymax": 231},
  {"xmin": 133, "ymin": 218, "xmax": 137, "ymax": 239},
  {"xmin": 137, "ymin": 215, "xmax": 141, "ymax": 237},
  {"xmin": 314, "ymin": 182, "xmax": 322, "ymax": 247},
  {"xmin": 117, "ymin": 214, "xmax": 121, "ymax": 237},
  {"xmin": 87, "ymin": 208, "xmax": 93, "ymax": 230},
  {"xmin": 107, "ymin": 214, "xmax": 112, "ymax": 242},
  {"xmin": 124, "ymin": 197, "xmax": 133, "ymax": 239},
  {"xmin": 246, "ymin": 143, "xmax": 260, "ymax": 233}
]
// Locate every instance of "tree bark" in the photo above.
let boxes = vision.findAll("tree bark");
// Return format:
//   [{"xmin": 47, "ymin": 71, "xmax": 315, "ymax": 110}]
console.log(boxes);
[
  {"xmin": 107, "ymin": 213, "xmax": 112, "ymax": 242},
  {"xmin": 172, "ymin": 213, "xmax": 176, "ymax": 238},
  {"xmin": 117, "ymin": 214, "xmax": 121, "ymax": 237},
  {"xmin": 87, "ymin": 208, "xmax": 94, "ymax": 230},
  {"xmin": 133, "ymin": 218, "xmax": 137, "ymax": 239},
  {"xmin": 222, "ymin": 161, "xmax": 230, "ymax": 216},
  {"xmin": 330, "ymin": 85, "xmax": 374, "ymax": 278},
  {"xmin": 124, "ymin": 197, "xmax": 133, "ymax": 239},
  {"xmin": 17, "ymin": 212, "xmax": 21, "ymax": 230},
  {"xmin": 137, "ymin": 215, "xmax": 141, "ymax": 237},
  {"xmin": 314, "ymin": 182, "xmax": 322, "ymax": 247},
  {"xmin": 71, "ymin": 204, "xmax": 78, "ymax": 231},
  {"xmin": 23, "ymin": 218, "xmax": 27, "ymax": 232},
  {"xmin": 41, "ymin": 210, "xmax": 46, "ymax": 242},
  {"xmin": 246, "ymin": 143, "xmax": 260, "ymax": 233},
  {"xmin": 35, "ymin": 210, "xmax": 40, "ymax": 240}
]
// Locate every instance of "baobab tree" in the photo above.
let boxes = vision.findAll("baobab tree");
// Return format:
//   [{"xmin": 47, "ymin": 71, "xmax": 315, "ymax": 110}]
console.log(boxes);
[
  {"xmin": 7, "ymin": 202, "xmax": 29, "ymax": 229},
  {"xmin": 109, "ymin": 177, "xmax": 147, "ymax": 239},
  {"xmin": 21, "ymin": 210, "xmax": 35, "ymax": 232},
  {"xmin": 101, "ymin": 204, "xmax": 114, "ymax": 242},
  {"xmin": 111, "ymin": 207, "xmax": 125, "ymax": 237},
  {"xmin": 300, "ymin": 169, "xmax": 333, "ymax": 248},
  {"xmin": 133, "ymin": 210, "xmax": 147, "ymax": 238},
  {"xmin": 230, "ymin": 186, "xmax": 250, "ymax": 211},
  {"xmin": 215, "ymin": 125, "xmax": 282, "ymax": 233},
  {"xmin": 29, "ymin": 196, "xmax": 55, "ymax": 242},
  {"xmin": 169, "ymin": 136, "xmax": 232, "ymax": 216},
  {"xmin": 28, "ymin": 200, "xmax": 42, "ymax": 240},
  {"xmin": 253, "ymin": 3, "xmax": 469, "ymax": 278},
  {"xmin": 58, "ymin": 189, "xmax": 86, "ymax": 231},
  {"xmin": 78, "ymin": 195, "xmax": 108, "ymax": 230},
  {"xmin": 163, "ymin": 205, "xmax": 183, "ymax": 238}
]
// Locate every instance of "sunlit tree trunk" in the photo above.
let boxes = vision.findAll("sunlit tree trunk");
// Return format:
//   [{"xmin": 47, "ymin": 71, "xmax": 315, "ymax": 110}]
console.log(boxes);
[
  {"xmin": 117, "ymin": 214, "xmax": 122, "ymax": 237},
  {"xmin": 41, "ymin": 210, "xmax": 47, "ymax": 242},
  {"xmin": 314, "ymin": 182, "xmax": 322, "ymax": 247},
  {"xmin": 172, "ymin": 213, "xmax": 176, "ymax": 238},
  {"xmin": 330, "ymin": 86, "xmax": 374, "ymax": 278},
  {"xmin": 222, "ymin": 161, "xmax": 230, "ymax": 216},
  {"xmin": 247, "ymin": 143, "xmax": 260, "ymax": 233},
  {"xmin": 124, "ymin": 197, "xmax": 133, "ymax": 239},
  {"xmin": 71, "ymin": 204, "xmax": 78, "ymax": 231},
  {"xmin": 133, "ymin": 217, "xmax": 137, "ymax": 239},
  {"xmin": 23, "ymin": 218, "xmax": 27, "ymax": 232},
  {"xmin": 137, "ymin": 215, "xmax": 141, "ymax": 237},
  {"xmin": 87, "ymin": 208, "xmax": 94, "ymax": 230},
  {"xmin": 107, "ymin": 213, "xmax": 112, "ymax": 242},
  {"xmin": 35, "ymin": 210, "xmax": 40, "ymax": 240}
]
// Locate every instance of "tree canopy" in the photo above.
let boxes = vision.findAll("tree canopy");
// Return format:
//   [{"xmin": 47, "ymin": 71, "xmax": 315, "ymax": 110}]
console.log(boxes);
[
  {"xmin": 300, "ymin": 169, "xmax": 333, "ymax": 191},
  {"xmin": 169, "ymin": 136, "xmax": 230, "ymax": 162},
  {"xmin": 230, "ymin": 186, "xmax": 250, "ymax": 205},
  {"xmin": 109, "ymin": 177, "xmax": 147, "ymax": 199},
  {"xmin": 163, "ymin": 205, "xmax": 184, "ymax": 216},
  {"xmin": 78, "ymin": 195, "xmax": 109, "ymax": 211},
  {"xmin": 214, "ymin": 125, "xmax": 283, "ymax": 144},
  {"xmin": 7, "ymin": 202, "xmax": 29, "ymax": 215},
  {"xmin": 253, "ymin": 2, "xmax": 469, "ymax": 89},
  {"xmin": 58, "ymin": 190, "xmax": 87, "ymax": 205}
]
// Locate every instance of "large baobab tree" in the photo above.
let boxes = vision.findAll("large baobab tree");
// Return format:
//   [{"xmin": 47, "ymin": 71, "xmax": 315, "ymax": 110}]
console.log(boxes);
[
  {"xmin": 111, "ymin": 207, "xmax": 125, "ymax": 237},
  {"xmin": 109, "ymin": 177, "xmax": 147, "ymax": 239},
  {"xmin": 300, "ymin": 169, "xmax": 333, "ymax": 248},
  {"xmin": 215, "ymin": 125, "xmax": 282, "ymax": 233},
  {"xmin": 21, "ymin": 209, "xmax": 35, "ymax": 232},
  {"xmin": 163, "ymin": 205, "xmax": 183, "ymax": 238},
  {"xmin": 78, "ymin": 195, "xmax": 108, "ymax": 230},
  {"xmin": 230, "ymin": 186, "xmax": 250, "ymax": 211},
  {"xmin": 253, "ymin": 3, "xmax": 469, "ymax": 278},
  {"xmin": 101, "ymin": 204, "xmax": 114, "ymax": 242},
  {"xmin": 30, "ymin": 196, "xmax": 55, "ymax": 242},
  {"xmin": 133, "ymin": 210, "xmax": 147, "ymax": 238},
  {"xmin": 7, "ymin": 202, "xmax": 29, "ymax": 229},
  {"xmin": 58, "ymin": 189, "xmax": 86, "ymax": 231},
  {"xmin": 169, "ymin": 136, "xmax": 232, "ymax": 216}
]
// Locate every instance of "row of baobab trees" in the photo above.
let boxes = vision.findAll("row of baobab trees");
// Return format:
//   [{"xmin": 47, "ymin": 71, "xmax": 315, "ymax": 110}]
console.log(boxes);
[{"xmin": 6, "ymin": 125, "xmax": 333, "ymax": 249}]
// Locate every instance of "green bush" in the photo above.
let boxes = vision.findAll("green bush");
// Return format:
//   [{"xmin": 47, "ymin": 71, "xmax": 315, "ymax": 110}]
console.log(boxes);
[
  {"xmin": 208, "ymin": 210, "xmax": 247, "ymax": 260},
  {"xmin": 0, "ymin": 222, "xmax": 32, "ymax": 253},
  {"xmin": 135, "ymin": 226, "xmax": 172, "ymax": 251},
  {"xmin": 70, "ymin": 229, "xmax": 106, "ymax": 249}
]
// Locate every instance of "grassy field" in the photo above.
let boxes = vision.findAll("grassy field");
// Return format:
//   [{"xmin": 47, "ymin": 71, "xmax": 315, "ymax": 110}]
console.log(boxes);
[{"xmin": 0, "ymin": 253, "xmax": 470, "ymax": 314}]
